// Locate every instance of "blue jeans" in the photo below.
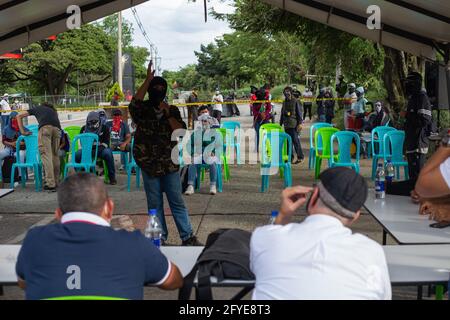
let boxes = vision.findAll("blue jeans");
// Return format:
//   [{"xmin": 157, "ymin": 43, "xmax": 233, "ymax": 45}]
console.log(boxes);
[
  {"xmin": 187, "ymin": 164, "xmax": 217, "ymax": 186},
  {"xmin": 142, "ymin": 171, "xmax": 194, "ymax": 241},
  {"xmin": 75, "ymin": 147, "xmax": 116, "ymax": 180},
  {"xmin": 1, "ymin": 115, "xmax": 10, "ymax": 135}
]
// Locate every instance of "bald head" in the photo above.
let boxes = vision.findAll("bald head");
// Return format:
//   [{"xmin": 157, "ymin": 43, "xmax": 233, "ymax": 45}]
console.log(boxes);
[{"xmin": 58, "ymin": 173, "xmax": 109, "ymax": 215}]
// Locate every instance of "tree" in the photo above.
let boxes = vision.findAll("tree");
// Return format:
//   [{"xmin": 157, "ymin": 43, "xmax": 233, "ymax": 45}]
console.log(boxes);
[{"xmin": 1, "ymin": 24, "xmax": 114, "ymax": 102}]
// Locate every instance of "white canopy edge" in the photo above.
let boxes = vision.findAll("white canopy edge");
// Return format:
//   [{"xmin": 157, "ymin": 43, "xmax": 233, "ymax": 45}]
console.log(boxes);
[
  {"xmin": 0, "ymin": 0, "xmax": 149, "ymax": 55},
  {"xmin": 261, "ymin": 0, "xmax": 450, "ymax": 61}
]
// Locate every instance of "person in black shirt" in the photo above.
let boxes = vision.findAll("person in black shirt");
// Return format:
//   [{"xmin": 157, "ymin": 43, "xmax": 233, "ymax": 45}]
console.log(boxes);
[
  {"xmin": 76, "ymin": 112, "xmax": 117, "ymax": 185},
  {"xmin": 17, "ymin": 103, "xmax": 62, "ymax": 191}
]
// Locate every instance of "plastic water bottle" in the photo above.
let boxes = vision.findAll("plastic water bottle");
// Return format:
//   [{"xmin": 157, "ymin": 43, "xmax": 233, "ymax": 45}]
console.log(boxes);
[
  {"xmin": 269, "ymin": 211, "xmax": 279, "ymax": 225},
  {"xmin": 375, "ymin": 164, "xmax": 386, "ymax": 199},
  {"xmin": 145, "ymin": 209, "xmax": 162, "ymax": 248},
  {"xmin": 385, "ymin": 160, "xmax": 395, "ymax": 184}
]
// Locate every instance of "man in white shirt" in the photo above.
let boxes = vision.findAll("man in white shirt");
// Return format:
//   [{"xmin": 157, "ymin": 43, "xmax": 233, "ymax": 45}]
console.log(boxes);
[
  {"xmin": 0, "ymin": 93, "xmax": 12, "ymax": 135},
  {"xmin": 413, "ymin": 143, "xmax": 450, "ymax": 222},
  {"xmin": 211, "ymin": 90, "xmax": 224, "ymax": 124},
  {"xmin": 250, "ymin": 167, "xmax": 391, "ymax": 300}
]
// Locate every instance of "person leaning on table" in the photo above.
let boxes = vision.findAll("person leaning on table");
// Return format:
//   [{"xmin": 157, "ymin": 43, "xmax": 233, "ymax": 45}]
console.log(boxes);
[
  {"xmin": 250, "ymin": 167, "xmax": 392, "ymax": 300},
  {"xmin": 412, "ymin": 141, "xmax": 450, "ymax": 223},
  {"xmin": 15, "ymin": 173, "xmax": 183, "ymax": 300}
]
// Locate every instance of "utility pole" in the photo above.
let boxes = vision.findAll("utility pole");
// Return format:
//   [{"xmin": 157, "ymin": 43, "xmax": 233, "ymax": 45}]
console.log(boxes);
[{"xmin": 117, "ymin": 11, "xmax": 123, "ymax": 90}]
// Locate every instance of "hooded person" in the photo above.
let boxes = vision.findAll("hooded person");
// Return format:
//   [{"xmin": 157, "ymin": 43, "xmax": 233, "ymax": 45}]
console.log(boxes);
[
  {"xmin": 77, "ymin": 111, "xmax": 116, "ymax": 185},
  {"xmin": 280, "ymin": 87, "xmax": 304, "ymax": 164},
  {"xmin": 97, "ymin": 109, "xmax": 108, "ymax": 126},
  {"xmin": 105, "ymin": 109, "xmax": 132, "ymax": 170},
  {"xmin": 0, "ymin": 111, "xmax": 26, "ymax": 176},
  {"xmin": 129, "ymin": 62, "xmax": 200, "ymax": 246},
  {"xmin": 402, "ymin": 71, "xmax": 433, "ymax": 182},
  {"xmin": 316, "ymin": 85, "xmax": 327, "ymax": 122}
]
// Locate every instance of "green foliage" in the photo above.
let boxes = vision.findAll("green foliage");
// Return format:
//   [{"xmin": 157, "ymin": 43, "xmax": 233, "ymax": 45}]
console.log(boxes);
[{"xmin": 106, "ymin": 82, "xmax": 125, "ymax": 102}]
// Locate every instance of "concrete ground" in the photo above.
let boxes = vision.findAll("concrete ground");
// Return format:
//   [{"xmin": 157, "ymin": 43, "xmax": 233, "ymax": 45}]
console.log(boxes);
[{"xmin": 0, "ymin": 104, "xmax": 435, "ymax": 300}]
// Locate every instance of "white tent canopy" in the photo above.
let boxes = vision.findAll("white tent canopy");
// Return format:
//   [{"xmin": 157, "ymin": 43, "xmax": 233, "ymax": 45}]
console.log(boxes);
[
  {"xmin": 0, "ymin": 0, "xmax": 149, "ymax": 55},
  {"xmin": 261, "ymin": 0, "xmax": 450, "ymax": 62}
]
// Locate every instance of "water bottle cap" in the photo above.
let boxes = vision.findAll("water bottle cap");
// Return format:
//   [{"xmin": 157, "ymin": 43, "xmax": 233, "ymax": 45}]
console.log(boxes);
[
  {"xmin": 271, "ymin": 211, "xmax": 279, "ymax": 217},
  {"xmin": 149, "ymin": 209, "xmax": 157, "ymax": 216}
]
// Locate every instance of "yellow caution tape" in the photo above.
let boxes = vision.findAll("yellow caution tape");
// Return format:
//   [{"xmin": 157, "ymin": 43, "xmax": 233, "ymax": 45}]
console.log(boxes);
[{"xmin": 1, "ymin": 97, "xmax": 353, "ymax": 113}]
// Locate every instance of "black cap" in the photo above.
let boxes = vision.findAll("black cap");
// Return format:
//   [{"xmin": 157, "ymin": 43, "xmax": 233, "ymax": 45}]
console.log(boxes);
[
  {"xmin": 113, "ymin": 109, "xmax": 122, "ymax": 116},
  {"xmin": 318, "ymin": 167, "xmax": 368, "ymax": 219},
  {"xmin": 402, "ymin": 71, "xmax": 422, "ymax": 83}
]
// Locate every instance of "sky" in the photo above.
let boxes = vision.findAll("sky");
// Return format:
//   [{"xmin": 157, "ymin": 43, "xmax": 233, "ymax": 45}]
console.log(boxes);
[{"xmin": 121, "ymin": 0, "xmax": 235, "ymax": 72}]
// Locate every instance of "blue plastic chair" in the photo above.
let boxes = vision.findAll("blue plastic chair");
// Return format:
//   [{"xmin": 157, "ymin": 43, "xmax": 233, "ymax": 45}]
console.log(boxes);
[
  {"xmin": 309, "ymin": 123, "xmax": 333, "ymax": 170},
  {"xmin": 126, "ymin": 137, "xmax": 141, "ymax": 192},
  {"xmin": 10, "ymin": 135, "xmax": 42, "ymax": 191},
  {"xmin": 330, "ymin": 131, "xmax": 360, "ymax": 173},
  {"xmin": 383, "ymin": 130, "xmax": 409, "ymax": 180},
  {"xmin": 261, "ymin": 131, "xmax": 292, "ymax": 192},
  {"xmin": 371, "ymin": 126, "xmax": 396, "ymax": 180},
  {"xmin": 221, "ymin": 121, "xmax": 242, "ymax": 165},
  {"xmin": 64, "ymin": 133, "xmax": 99, "ymax": 178},
  {"xmin": 25, "ymin": 125, "xmax": 39, "ymax": 136}
]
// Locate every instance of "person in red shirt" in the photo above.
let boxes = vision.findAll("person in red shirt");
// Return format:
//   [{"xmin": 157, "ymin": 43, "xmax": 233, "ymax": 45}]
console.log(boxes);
[{"xmin": 252, "ymin": 88, "xmax": 272, "ymax": 152}]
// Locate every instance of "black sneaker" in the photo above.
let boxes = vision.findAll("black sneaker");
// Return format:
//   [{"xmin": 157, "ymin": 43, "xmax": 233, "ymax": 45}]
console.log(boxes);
[
  {"xmin": 44, "ymin": 185, "xmax": 57, "ymax": 192},
  {"xmin": 109, "ymin": 178, "xmax": 117, "ymax": 185},
  {"xmin": 182, "ymin": 236, "xmax": 203, "ymax": 246}
]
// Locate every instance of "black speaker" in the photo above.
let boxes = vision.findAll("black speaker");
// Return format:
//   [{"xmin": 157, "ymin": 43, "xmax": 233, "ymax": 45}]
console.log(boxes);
[{"xmin": 425, "ymin": 62, "xmax": 450, "ymax": 110}]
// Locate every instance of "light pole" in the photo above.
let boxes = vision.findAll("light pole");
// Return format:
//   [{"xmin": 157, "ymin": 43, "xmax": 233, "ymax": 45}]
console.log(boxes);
[{"xmin": 117, "ymin": 11, "xmax": 123, "ymax": 90}]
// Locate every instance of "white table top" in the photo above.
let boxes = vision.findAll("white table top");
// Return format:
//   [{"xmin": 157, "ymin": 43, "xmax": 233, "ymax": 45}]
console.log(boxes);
[
  {"xmin": 364, "ymin": 193, "xmax": 450, "ymax": 244},
  {"xmin": 2, "ymin": 245, "xmax": 450, "ymax": 287},
  {"xmin": 0, "ymin": 189, "xmax": 14, "ymax": 198},
  {"xmin": 0, "ymin": 245, "xmax": 204, "ymax": 285}
]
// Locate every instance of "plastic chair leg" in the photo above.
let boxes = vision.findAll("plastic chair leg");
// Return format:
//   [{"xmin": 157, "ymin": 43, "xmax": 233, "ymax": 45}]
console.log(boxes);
[
  {"xmin": 371, "ymin": 157, "xmax": 378, "ymax": 180},
  {"xmin": 236, "ymin": 145, "xmax": 242, "ymax": 165},
  {"xmin": 216, "ymin": 164, "xmax": 223, "ymax": 193},
  {"xmin": 135, "ymin": 168, "xmax": 140, "ymax": 189},
  {"xmin": 127, "ymin": 168, "xmax": 132, "ymax": 192},
  {"xmin": 314, "ymin": 157, "xmax": 322, "ymax": 180},
  {"xmin": 404, "ymin": 166, "xmax": 409, "ymax": 180},
  {"xmin": 10, "ymin": 165, "xmax": 16, "ymax": 189},
  {"xmin": 308, "ymin": 148, "xmax": 314, "ymax": 170},
  {"xmin": 195, "ymin": 166, "xmax": 201, "ymax": 191}
]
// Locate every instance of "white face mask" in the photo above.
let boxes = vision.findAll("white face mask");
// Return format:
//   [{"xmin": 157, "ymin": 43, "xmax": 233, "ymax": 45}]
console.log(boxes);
[{"xmin": 376, "ymin": 105, "xmax": 382, "ymax": 113}]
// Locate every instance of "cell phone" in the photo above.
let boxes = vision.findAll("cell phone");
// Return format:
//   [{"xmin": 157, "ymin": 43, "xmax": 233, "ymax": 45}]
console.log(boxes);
[{"xmin": 429, "ymin": 221, "xmax": 450, "ymax": 229}]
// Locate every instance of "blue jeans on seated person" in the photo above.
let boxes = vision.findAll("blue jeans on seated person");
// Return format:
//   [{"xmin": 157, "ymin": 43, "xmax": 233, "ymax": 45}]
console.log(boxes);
[
  {"xmin": 142, "ymin": 170, "xmax": 194, "ymax": 242},
  {"xmin": 75, "ymin": 147, "xmax": 116, "ymax": 180},
  {"xmin": 187, "ymin": 164, "xmax": 217, "ymax": 187}
]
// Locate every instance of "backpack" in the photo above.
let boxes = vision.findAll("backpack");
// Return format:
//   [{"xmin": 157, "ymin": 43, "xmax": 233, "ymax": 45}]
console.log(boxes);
[
  {"xmin": 1, "ymin": 156, "xmax": 20, "ymax": 183},
  {"xmin": 179, "ymin": 228, "xmax": 255, "ymax": 300}
]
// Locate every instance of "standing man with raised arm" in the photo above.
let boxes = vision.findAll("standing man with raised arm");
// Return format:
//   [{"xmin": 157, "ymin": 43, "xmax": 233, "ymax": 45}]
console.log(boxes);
[{"xmin": 129, "ymin": 61, "xmax": 201, "ymax": 246}]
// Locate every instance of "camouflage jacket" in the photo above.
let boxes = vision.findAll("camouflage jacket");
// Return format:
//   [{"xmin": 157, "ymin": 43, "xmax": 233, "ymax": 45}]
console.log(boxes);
[{"xmin": 129, "ymin": 99, "xmax": 186, "ymax": 177}]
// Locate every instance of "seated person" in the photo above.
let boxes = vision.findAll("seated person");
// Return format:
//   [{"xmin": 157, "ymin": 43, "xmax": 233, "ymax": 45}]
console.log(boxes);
[
  {"xmin": 0, "ymin": 112, "xmax": 26, "ymax": 178},
  {"xmin": 59, "ymin": 130, "xmax": 70, "ymax": 165},
  {"xmin": 184, "ymin": 105, "xmax": 220, "ymax": 196},
  {"xmin": 76, "ymin": 112, "xmax": 117, "ymax": 185},
  {"xmin": 105, "ymin": 109, "xmax": 131, "ymax": 170},
  {"xmin": 16, "ymin": 173, "xmax": 183, "ymax": 300},
  {"xmin": 350, "ymin": 87, "xmax": 368, "ymax": 131},
  {"xmin": 250, "ymin": 167, "xmax": 391, "ymax": 300},
  {"xmin": 412, "ymin": 143, "xmax": 450, "ymax": 222},
  {"xmin": 365, "ymin": 101, "xmax": 391, "ymax": 132}
]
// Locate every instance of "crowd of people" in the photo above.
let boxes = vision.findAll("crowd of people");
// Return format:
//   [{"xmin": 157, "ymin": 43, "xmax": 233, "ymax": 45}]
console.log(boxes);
[{"xmin": 2, "ymin": 61, "xmax": 449, "ymax": 300}]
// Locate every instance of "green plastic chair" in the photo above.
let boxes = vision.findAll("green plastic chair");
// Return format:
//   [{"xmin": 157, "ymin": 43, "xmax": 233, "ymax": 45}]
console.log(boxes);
[
  {"xmin": 259, "ymin": 123, "xmax": 283, "ymax": 154},
  {"xmin": 64, "ymin": 126, "xmax": 82, "ymax": 154},
  {"xmin": 314, "ymin": 127, "xmax": 340, "ymax": 179}
]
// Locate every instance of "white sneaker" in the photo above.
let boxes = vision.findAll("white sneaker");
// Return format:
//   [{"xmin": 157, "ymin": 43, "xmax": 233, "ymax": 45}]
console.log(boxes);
[
  {"xmin": 210, "ymin": 185, "xmax": 217, "ymax": 195},
  {"xmin": 184, "ymin": 185, "xmax": 195, "ymax": 195}
]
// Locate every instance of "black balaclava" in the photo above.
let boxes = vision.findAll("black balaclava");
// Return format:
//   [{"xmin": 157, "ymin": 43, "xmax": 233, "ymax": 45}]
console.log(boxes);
[
  {"xmin": 404, "ymin": 72, "xmax": 422, "ymax": 96},
  {"xmin": 283, "ymin": 87, "xmax": 293, "ymax": 100},
  {"xmin": 148, "ymin": 76, "xmax": 168, "ymax": 108},
  {"xmin": 86, "ymin": 111, "xmax": 102, "ymax": 136}
]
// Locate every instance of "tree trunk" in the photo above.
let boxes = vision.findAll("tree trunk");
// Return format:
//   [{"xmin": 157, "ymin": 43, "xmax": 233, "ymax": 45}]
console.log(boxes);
[{"xmin": 382, "ymin": 47, "xmax": 407, "ymax": 116}]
